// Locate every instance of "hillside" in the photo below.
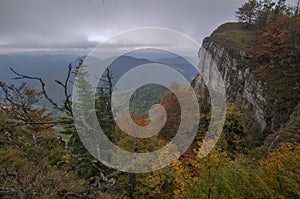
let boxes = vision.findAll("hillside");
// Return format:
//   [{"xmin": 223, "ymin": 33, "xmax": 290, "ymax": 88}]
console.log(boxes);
[
  {"xmin": 0, "ymin": 111, "xmax": 90, "ymax": 198},
  {"xmin": 205, "ymin": 22, "xmax": 257, "ymax": 56}
]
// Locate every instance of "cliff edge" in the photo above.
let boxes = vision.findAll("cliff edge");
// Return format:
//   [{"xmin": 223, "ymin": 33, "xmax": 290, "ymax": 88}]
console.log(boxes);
[{"xmin": 194, "ymin": 22, "xmax": 300, "ymax": 145}]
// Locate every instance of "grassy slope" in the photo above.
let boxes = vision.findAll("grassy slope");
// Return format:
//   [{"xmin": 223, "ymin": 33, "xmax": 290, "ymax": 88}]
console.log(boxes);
[{"xmin": 208, "ymin": 22, "xmax": 257, "ymax": 56}]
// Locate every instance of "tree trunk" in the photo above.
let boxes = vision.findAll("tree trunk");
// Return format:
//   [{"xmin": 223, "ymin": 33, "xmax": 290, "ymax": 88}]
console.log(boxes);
[{"xmin": 129, "ymin": 173, "xmax": 136, "ymax": 198}]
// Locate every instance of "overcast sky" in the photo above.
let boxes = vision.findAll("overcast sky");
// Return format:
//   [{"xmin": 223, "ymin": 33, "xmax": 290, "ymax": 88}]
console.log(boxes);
[{"xmin": 0, "ymin": 0, "xmax": 297, "ymax": 54}]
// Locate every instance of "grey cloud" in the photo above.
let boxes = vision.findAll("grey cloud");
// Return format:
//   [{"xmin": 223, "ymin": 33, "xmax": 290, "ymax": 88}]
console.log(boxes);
[
  {"xmin": 0, "ymin": 39, "xmax": 99, "ymax": 49},
  {"xmin": 0, "ymin": 0, "xmax": 297, "ymax": 53}
]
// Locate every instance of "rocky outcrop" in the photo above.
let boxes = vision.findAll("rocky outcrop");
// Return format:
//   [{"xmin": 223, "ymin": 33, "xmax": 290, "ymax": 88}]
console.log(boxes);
[
  {"xmin": 264, "ymin": 103, "xmax": 300, "ymax": 149},
  {"xmin": 194, "ymin": 36, "xmax": 293, "ymax": 135}
]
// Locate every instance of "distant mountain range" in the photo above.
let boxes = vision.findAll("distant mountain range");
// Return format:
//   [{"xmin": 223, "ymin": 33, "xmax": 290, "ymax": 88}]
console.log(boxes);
[
  {"xmin": 0, "ymin": 51, "xmax": 199, "ymax": 108},
  {"xmin": 0, "ymin": 54, "xmax": 78, "ymax": 85}
]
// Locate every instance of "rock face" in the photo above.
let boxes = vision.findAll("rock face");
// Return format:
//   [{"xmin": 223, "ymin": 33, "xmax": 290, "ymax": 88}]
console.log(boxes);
[
  {"xmin": 264, "ymin": 103, "xmax": 300, "ymax": 149},
  {"xmin": 194, "ymin": 36, "xmax": 290, "ymax": 135}
]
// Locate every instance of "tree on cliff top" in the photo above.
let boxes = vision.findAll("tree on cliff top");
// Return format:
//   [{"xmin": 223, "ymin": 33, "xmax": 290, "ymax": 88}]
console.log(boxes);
[
  {"xmin": 236, "ymin": 0, "xmax": 295, "ymax": 27},
  {"xmin": 236, "ymin": 0, "xmax": 261, "ymax": 24}
]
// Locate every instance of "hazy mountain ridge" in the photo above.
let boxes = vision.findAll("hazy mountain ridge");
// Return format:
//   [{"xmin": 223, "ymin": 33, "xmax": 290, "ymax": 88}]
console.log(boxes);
[{"xmin": 0, "ymin": 52, "xmax": 199, "ymax": 108}]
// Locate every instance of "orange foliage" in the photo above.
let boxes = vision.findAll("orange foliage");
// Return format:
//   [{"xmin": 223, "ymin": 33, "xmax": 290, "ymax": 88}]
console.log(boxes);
[{"xmin": 252, "ymin": 16, "xmax": 300, "ymax": 70}]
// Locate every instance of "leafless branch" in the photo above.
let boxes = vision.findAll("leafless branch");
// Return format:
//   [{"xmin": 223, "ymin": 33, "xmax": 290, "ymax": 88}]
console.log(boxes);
[
  {"xmin": 55, "ymin": 63, "xmax": 73, "ymax": 115},
  {"xmin": 3, "ymin": 120, "xmax": 73, "ymax": 127},
  {"xmin": 10, "ymin": 67, "xmax": 62, "ymax": 112},
  {"xmin": 0, "ymin": 187, "xmax": 27, "ymax": 199}
]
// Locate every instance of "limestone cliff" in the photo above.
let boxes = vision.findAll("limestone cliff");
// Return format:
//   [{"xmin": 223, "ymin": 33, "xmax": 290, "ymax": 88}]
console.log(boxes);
[{"xmin": 194, "ymin": 23, "xmax": 299, "ymax": 137}]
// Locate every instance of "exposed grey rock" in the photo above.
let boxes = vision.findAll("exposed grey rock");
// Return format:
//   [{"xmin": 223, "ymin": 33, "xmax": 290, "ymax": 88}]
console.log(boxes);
[{"xmin": 194, "ymin": 40, "xmax": 269, "ymax": 133}]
